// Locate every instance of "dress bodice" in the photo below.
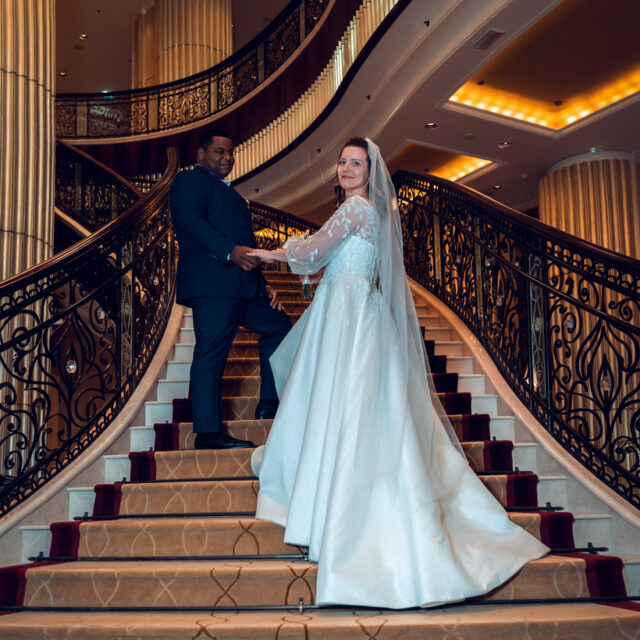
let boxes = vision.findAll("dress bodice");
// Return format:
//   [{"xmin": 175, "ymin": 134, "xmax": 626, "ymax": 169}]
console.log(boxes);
[
  {"xmin": 283, "ymin": 195, "xmax": 379, "ymax": 282},
  {"xmin": 322, "ymin": 235, "xmax": 379, "ymax": 286}
]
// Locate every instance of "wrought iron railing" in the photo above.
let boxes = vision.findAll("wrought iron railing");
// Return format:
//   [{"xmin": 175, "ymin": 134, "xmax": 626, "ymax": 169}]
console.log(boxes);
[
  {"xmin": 394, "ymin": 170, "xmax": 640, "ymax": 509},
  {"xmin": 56, "ymin": 141, "xmax": 141, "ymax": 232},
  {"xmin": 249, "ymin": 200, "xmax": 320, "ymax": 260},
  {"xmin": 0, "ymin": 149, "xmax": 179, "ymax": 516},
  {"xmin": 55, "ymin": 0, "xmax": 329, "ymax": 139}
]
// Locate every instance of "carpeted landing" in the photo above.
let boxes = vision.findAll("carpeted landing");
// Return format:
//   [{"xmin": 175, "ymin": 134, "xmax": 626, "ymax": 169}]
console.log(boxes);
[{"xmin": 0, "ymin": 272, "xmax": 638, "ymax": 638}]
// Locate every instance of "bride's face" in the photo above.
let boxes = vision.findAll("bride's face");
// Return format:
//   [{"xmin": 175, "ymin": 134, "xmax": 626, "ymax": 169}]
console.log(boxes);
[{"xmin": 338, "ymin": 146, "xmax": 369, "ymax": 198}]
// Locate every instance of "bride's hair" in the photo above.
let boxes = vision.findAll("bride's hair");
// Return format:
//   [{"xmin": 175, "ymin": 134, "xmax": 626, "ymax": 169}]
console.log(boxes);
[{"xmin": 335, "ymin": 136, "xmax": 371, "ymax": 204}]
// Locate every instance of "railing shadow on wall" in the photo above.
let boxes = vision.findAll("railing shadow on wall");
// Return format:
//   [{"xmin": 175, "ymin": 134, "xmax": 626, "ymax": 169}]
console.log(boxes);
[
  {"xmin": 0, "ymin": 148, "xmax": 179, "ymax": 517},
  {"xmin": 55, "ymin": 0, "xmax": 331, "ymax": 140},
  {"xmin": 394, "ymin": 170, "xmax": 640, "ymax": 509}
]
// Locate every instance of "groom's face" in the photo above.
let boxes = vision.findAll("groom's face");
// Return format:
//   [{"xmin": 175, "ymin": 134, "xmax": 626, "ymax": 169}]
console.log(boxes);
[{"xmin": 198, "ymin": 136, "xmax": 235, "ymax": 179}]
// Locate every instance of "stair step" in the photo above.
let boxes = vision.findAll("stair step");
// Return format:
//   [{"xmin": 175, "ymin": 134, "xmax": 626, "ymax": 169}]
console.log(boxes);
[
  {"xmin": 13, "ymin": 554, "xmax": 627, "ymax": 609},
  {"xmin": 21, "ymin": 559, "xmax": 317, "ymax": 608},
  {"xmin": 572, "ymin": 513, "xmax": 613, "ymax": 549},
  {"xmin": 47, "ymin": 509, "xmax": 575, "ymax": 562},
  {"xmin": 132, "ymin": 440, "xmax": 514, "ymax": 482},
  {"xmin": 51, "ymin": 517, "xmax": 301, "ymax": 559},
  {"xmin": 155, "ymin": 416, "xmax": 495, "ymax": 451},
  {"xmin": 91, "ymin": 471, "xmax": 538, "ymax": 516},
  {"xmin": 129, "ymin": 425, "xmax": 156, "ymax": 452},
  {"xmin": 2, "ymin": 604, "xmax": 640, "ymax": 639},
  {"xmin": 443, "ymin": 355, "xmax": 474, "ymax": 374},
  {"xmin": 620, "ymin": 554, "xmax": 640, "ymax": 595},
  {"xmin": 18, "ymin": 525, "xmax": 51, "ymax": 564},
  {"xmin": 157, "ymin": 373, "xmax": 486, "ymax": 399},
  {"xmin": 537, "ymin": 475, "xmax": 568, "ymax": 508},
  {"xmin": 512, "ymin": 442, "xmax": 538, "ymax": 470},
  {"xmin": 487, "ymin": 415, "xmax": 515, "ymax": 441}
]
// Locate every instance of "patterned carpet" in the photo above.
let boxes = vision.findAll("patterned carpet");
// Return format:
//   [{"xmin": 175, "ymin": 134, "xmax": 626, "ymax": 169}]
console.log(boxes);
[{"xmin": 0, "ymin": 271, "xmax": 638, "ymax": 638}]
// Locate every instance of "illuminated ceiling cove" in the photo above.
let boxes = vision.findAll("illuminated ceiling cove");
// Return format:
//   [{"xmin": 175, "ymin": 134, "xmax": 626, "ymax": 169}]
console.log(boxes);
[{"xmin": 446, "ymin": 0, "xmax": 640, "ymax": 132}]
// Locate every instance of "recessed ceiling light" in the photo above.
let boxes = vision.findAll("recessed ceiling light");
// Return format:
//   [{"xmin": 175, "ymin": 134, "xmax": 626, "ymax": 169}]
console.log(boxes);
[
  {"xmin": 58, "ymin": 70, "xmax": 67, "ymax": 77},
  {"xmin": 498, "ymin": 141, "xmax": 511, "ymax": 149},
  {"xmin": 424, "ymin": 122, "xmax": 437, "ymax": 129},
  {"xmin": 493, "ymin": 185, "xmax": 502, "ymax": 190},
  {"xmin": 463, "ymin": 132, "xmax": 476, "ymax": 139},
  {"xmin": 79, "ymin": 33, "xmax": 88, "ymax": 39}
]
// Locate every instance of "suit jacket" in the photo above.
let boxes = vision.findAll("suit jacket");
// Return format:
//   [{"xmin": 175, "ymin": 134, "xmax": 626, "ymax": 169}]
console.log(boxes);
[{"xmin": 169, "ymin": 165, "xmax": 266, "ymax": 304}]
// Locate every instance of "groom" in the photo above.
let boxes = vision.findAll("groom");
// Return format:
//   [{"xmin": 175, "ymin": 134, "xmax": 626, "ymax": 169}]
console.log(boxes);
[{"xmin": 169, "ymin": 128, "xmax": 291, "ymax": 449}]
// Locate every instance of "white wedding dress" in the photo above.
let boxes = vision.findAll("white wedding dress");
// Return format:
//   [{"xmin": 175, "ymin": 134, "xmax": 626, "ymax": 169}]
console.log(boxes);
[{"xmin": 251, "ymin": 194, "xmax": 548, "ymax": 609}]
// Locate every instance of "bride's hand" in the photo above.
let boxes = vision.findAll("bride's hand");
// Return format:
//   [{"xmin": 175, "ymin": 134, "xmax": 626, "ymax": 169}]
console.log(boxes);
[{"xmin": 247, "ymin": 248, "xmax": 287, "ymax": 263}]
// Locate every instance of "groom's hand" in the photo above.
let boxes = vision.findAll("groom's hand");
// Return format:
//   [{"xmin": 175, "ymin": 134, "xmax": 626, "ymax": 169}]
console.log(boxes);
[
  {"xmin": 265, "ymin": 285, "xmax": 284, "ymax": 311},
  {"xmin": 230, "ymin": 246, "xmax": 260, "ymax": 271}
]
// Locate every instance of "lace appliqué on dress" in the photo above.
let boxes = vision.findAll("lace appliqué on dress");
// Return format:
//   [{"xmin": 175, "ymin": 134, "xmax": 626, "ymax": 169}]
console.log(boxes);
[{"xmin": 284, "ymin": 196, "xmax": 378, "ymax": 274}]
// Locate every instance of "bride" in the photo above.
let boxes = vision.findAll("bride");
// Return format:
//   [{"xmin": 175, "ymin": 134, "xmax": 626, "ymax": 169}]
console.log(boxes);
[{"xmin": 248, "ymin": 137, "xmax": 548, "ymax": 609}]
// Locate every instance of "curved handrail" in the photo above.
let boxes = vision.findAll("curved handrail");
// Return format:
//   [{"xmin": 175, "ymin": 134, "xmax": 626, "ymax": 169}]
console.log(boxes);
[
  {"xmin": 0, "ymin": 148, "xmax": 179, "ymax": 516},
  {"xmin": 394, "ymin": 169, "xmax": 640, "ymax": 509},
  {"xmin": 56, "ymin": 141, "xmax": 142, "ymax": 232},
  {"xmin": 64, "ymin": 0, "xmax": 406, "ymax": 184},
  {"xmin": 55, "ymin": 0, "xmax": 331, "ymax": 139}
]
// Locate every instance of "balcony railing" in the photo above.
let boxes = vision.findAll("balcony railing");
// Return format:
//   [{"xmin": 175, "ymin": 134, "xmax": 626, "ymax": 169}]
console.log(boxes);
[
  {"xmin": 55, "ymin": 0, "xmax": 330, "ymax": 140},
  {"xmin": 395, "ymin": 170, "xmax": 640, "ymax": 509}
]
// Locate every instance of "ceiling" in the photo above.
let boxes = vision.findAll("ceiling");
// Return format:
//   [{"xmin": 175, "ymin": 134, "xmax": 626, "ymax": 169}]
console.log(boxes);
[
  {"xmin": 228, "ymin": 0, "xmax": 640, "ymax": 224},
  {"xmin": 55, "ymin": 0, "xmax": 290, "ymax": 93},
  {"xmin": 59, "ymin": 0, "xmax": 640, "ymax": 229}
]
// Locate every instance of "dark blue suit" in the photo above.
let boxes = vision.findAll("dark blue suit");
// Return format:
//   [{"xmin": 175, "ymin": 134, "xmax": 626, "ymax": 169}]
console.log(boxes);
[{"xmin": 170, "ymin": 165, "xmax": 290, "ymax": 432}]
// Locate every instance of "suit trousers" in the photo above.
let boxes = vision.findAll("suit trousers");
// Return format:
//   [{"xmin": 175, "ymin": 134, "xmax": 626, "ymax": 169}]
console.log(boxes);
[{"xmin": 189, "ymin": 295, "xmax": 291, "ymax": 433}]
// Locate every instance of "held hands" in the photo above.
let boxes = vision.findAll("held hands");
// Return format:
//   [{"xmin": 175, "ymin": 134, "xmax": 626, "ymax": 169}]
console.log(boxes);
[
  {"xmin": 247, "ymin": 248, "xmax": 287, "ymax": 264},
  {"xmin": 230, "ymin": 246, "xmax": 261, "ymax": 271}
]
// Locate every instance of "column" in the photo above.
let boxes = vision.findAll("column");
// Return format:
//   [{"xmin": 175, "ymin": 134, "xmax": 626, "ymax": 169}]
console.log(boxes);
[
  {"xmin": 0, "ymin": 0, "xmax": 55, "ymax": 281},
  {"xmin": 132, "ymin": 0, "xmax": 232, "ymax": 88},
  {"xmin": 539, "ymin": 151, "xmax": 640, "ymax": 259}
]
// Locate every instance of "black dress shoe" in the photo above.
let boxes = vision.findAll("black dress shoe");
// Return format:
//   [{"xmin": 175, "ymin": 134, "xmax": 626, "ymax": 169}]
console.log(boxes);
[
  {"xmin": 194, "ymin": 432, "xmax": 254, "ymax": 449},
  {"xmin": 255, "ymin": 399, "xmax": 278, "ymax": 420}
]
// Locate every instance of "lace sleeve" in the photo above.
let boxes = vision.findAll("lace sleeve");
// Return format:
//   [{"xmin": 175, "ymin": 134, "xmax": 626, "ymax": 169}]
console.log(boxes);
[{"xmin": 284, "ymin": 196, "xmax": 374, "ymax": 274}]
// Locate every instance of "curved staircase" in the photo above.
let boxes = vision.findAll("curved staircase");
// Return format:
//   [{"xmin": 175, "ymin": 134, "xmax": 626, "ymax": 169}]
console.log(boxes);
[{"xmin": 1, "ymin": 271, "xmax": 640, "ymax": 638}]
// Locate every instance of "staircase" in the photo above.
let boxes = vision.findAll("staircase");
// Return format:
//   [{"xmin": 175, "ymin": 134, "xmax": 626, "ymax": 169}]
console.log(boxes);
[{"xmin": 1, "ymin": 271, "xmax": 639, "ymax": 638}]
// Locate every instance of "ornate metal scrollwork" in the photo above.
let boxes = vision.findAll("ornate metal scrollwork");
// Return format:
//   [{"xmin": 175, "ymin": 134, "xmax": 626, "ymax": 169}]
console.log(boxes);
[
  {"xmin": 248, "ymin": 200, "xmax": 319, "ymax": 269},
  {"xmin": 394, "ymin": 170, "xmax": 640, "ymax": 509},
  {"xmin": 55, "ymin": 0, "xmax": 332, "ymax": 139},
  {"xmin": 0, "ymin": 152, "xmax": 178, "ymax": 517},
  {"xmin": 55, "ymin": 142, "xmax": 140, "ymax": 232}
]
